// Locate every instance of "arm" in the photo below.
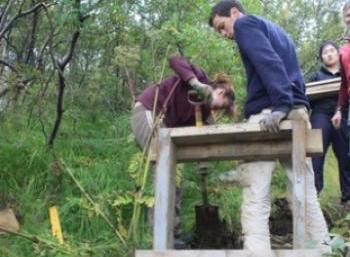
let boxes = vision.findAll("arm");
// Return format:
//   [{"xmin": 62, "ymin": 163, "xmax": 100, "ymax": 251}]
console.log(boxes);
[
  {"xmin": 337, "ymin": 59, "xmax": 349, "ymax": 110},
  {"xmin": 169, "ymin": 55, "xmax": 212, "ymax": 102},
  {"xmin": 332, "ymin": 60, "xmax": 348, "ymax": 129},
  {"xmin": 168, "ymin": 55, "xmax": 209, "ymax": 84},
  {"xmin": 235, "ymin": 17, "xmax": 293, "ymax": 115}
]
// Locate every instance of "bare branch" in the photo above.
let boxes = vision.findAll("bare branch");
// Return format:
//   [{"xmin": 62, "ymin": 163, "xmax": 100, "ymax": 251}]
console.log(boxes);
[
  {"xmin": 47, "ymin": 0, "xmax": 89, "ymax": 147},
  {"xmin": 0, "ymin": 59, "xmax": 17, "ymax": 72},
  {"xmin": 0, "ymin": 2, "xmax": 49, "ymax": 40},
  {"xmin": 0, "ymin": 88, "xmax": 9, "ymax": 98},
  {"xmin": 36, "ymin": 33, "xmax": 51, "ymax": 69},
  {"xmin": 58, "ymin": 31, "xmax": 80, "ymax": 69},
  {"xmin": 124, "ymin": 67, "xmax": 137, "ymax": 103},
  {"xmin": 0, "ymin": 0, "xmax": 15, "ymax": 29},
  {"xmin": 25, "ymin": 0, "xmax": 40, "ymax": 64}
]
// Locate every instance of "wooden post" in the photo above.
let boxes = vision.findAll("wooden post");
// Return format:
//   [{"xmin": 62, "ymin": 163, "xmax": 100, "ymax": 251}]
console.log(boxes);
[
  {"xmin": 291, "ymin": 120, "xmax": 307, "ymax": 248},
  {"xmin": 153, "ymin": 129, "xmax": 177, "ymax": 250}
]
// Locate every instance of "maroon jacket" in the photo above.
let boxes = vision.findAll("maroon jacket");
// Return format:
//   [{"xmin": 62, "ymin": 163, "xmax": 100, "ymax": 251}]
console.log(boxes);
[
  {"xmin": 338, "ymin": 41, "xmax": 350, "ymax": 109},
  {"xmin": 137, "ymin": 56, "xmax": 211, "ymax": 127}
]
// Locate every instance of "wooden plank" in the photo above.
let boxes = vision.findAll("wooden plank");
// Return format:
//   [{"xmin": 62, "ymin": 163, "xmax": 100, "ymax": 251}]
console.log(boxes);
[
  {"xmin": 150, "ymin": 125, "xmax": 322, "ymax": 162},
  {"xmin": 153, "ymin": 129, "xmax": 177, "ymax": 250},
  {"xmin": 174, "ymin": 129, "xmax": 322, "ymax": 162},
  {"xmin": 306, "ymin": 78, "xmax": 340, "ymax": 99},
  {"xmin": 306, "ymin": 77, "xmax": 340, "ymax": 87},
  {"xmin": 136, "ymin": 250, "xmax": 321, "ymax": 257},
  {"xmin": 306, "ymin": 129, "xmax": 323, "ymax": 156},
  {"xmin": 176, "ymin": 140, "xmax": 293, "ymax": 162},
  {"xmin": 291, "ymin": 121, "xmax": 307, "ymax": 249},
  {"xmin": 170, "ymin": 121, "xmax": 293, "ymax": 146}
]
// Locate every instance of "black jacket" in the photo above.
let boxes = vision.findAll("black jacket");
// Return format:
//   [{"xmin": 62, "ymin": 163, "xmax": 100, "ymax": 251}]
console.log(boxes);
[{"xmin": 308, "ymin": 66, "xmax": 342, "ymax": 116}]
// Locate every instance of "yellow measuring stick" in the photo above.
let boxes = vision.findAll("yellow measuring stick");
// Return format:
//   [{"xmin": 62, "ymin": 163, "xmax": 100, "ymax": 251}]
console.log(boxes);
[{"xmin": 49, "ymin": 206, "xmax": 64, "ymax": 244}]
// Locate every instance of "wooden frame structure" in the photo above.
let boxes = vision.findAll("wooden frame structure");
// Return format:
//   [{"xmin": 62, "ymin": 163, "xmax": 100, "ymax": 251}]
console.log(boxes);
[
  {"xmin": 306, "ymin": 77, "xmax": 340, "ymax": 100},
  {"xmin": 136, "ymin": 120, "xmax": 323, "ymax": 257}
]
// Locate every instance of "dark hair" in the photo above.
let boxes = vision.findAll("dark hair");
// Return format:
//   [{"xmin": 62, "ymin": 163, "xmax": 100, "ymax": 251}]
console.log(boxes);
[
  {"xmin": 209, "ymin": 0, "xmax": 245, "ymax": 27},
  {"xmin": 318, "ymin": 40, "xmax": 338, "ymax": 62}
]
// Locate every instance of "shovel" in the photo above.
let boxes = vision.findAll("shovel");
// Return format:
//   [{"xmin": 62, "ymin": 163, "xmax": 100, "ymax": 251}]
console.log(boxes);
[{"xmin": 188, "ymin": 90, "xmax": 222, "ymax": 247}]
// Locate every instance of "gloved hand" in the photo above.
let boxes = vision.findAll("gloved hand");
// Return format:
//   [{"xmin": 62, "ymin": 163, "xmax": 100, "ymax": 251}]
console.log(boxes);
[
  {"xmin": 259, "ymin": 111, "xmax": 287, "ymax": 133},
  {"xmin": 189, "ymin": 78, "xmax": 213, "ymax": 103}
]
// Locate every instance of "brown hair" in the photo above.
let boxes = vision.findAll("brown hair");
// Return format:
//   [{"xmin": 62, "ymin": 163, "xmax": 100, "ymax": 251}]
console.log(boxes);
[{"xmin": 210, "ymin": 72, "xmax": 235, "ymax": 117}]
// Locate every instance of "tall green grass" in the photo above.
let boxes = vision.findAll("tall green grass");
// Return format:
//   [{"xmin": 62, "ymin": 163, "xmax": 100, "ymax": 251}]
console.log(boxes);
[
  {"xmin": 0, "ymin": 109, "xmax": 140, "ymax": 256},
  {"xmin": 0, "ymin": 108, "xmax": 344, "ymax": 256}
]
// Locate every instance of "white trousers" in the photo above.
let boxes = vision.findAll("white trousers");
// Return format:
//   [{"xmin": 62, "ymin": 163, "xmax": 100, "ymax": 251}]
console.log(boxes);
[{"xmin": 239, "ymin": 108, "xmax": 330, "ymax": 254}]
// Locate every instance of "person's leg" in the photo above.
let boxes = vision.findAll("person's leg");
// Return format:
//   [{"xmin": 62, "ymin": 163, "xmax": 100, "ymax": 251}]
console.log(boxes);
[
  {"xmin": 310, "ymin": 113, "xmax": 332, "ymax": 194},
  {"xmin": 239, "ymin": 110, "xmax": 276, "ymax": 252},
  {"xmin": 241, "ymin": 161, "xmax": 276, "ymax": 251},
  {"xmin": 332, "ymin": 114, "xmax": 350, "ymax": 203},
  {"xmin": 131, "ymin": 103, "xmax": 154, "ymax": 149},
  {"xmin": 131, "ymin": 104, "xmax": 185, "ymax": 247},
  {"xmin": 282, "ymin": 108, "xmax": 330, "ymax": 252}
]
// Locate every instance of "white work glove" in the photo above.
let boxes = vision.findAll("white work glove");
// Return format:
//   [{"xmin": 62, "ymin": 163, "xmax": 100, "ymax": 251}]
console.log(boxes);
[
  {"xmin": 189, "ymin": 78, "xmax": 213, "ymax": 103},
  {"xmin": 259, "ymin": 111, "xmax": 287, "ymax": 133}
]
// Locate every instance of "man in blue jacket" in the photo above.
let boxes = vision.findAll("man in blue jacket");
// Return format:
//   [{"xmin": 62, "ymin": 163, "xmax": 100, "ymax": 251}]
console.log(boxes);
[{"xmin": 209, "ymin": 0, "xmax": 330, "ymax": 255}]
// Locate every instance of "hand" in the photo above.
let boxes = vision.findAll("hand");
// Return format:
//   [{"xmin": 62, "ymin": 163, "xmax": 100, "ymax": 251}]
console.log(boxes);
[
  {"xmin": 189, "ymin": 78, "xmax": 213, "ymax": 103},
  {"xmin": 259, "ymin": 111, "xmax": 287, "ymax": 133},
  {"xmin": 331, "ymin": 110, "xmax": 342, "ymax": 129}
]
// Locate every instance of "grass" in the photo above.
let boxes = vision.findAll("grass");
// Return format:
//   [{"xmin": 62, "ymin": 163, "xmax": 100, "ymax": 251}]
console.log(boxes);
[
  {"xmin": 0, "ymin": 107, "xmax": 346, "ymax": 256},
  {"xmin": 321, "ymin": 149, "xmax": 341, "ymax": 203},
  {"xmin": 0, "ymin": 109, "xmax": 139, "ymax": 256}
]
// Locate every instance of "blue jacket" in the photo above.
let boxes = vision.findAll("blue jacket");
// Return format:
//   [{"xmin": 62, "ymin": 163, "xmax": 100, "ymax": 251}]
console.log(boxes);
[{"xmin": 234, "ymin": 15, "xmax": 309, "ymax": 118}]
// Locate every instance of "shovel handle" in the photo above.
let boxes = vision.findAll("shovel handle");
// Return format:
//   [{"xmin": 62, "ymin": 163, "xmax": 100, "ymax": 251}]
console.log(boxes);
[
  {"xmin": 195, "ymin": 105, "xmax": 203, "ymax": 127},
  {"xmin": 187, "ymin": 90, "xmax": 203, "ymax": 127},
  {"xmin": 200, "ymin": 173, "xmax": 209, "ymax": 206}
]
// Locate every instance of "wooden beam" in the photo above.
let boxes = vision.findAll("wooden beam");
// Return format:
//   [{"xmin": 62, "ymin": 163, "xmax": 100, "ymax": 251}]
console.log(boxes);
[
  {"xmin": 153, "ymin": 129, "xmax": 177, "ymax": 250},
  {"xmin": 306, "ymin": 78, "xmax": 340, "ymax": 100},
  {"xmin": 136, "ymin": 250, "xmax": 322, "ymax": 257},
  {"xmin": 176, "ymin": 140, "xmax": 292, "ymax": 162},
  {"xmin": 306, "ymin": 77, "xmax": 340, "ymax": 87},
  {"xmin": 150, "ymin": 123, "xmax": 323, "ymax": 162},
  {"xmin": 306, "ymin": 129, "xmax": 323, "ymax": 155},
  {"xmin": 291, "ymin": 121, "xmax": 307, "ymax": 248},
  {"xmin": 170, "ymin": 121, "xmax": 293, "ymax": 146},
  {"xmin": 175, "ymin": 129, "xmax": 322, "ymax": 162}
]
